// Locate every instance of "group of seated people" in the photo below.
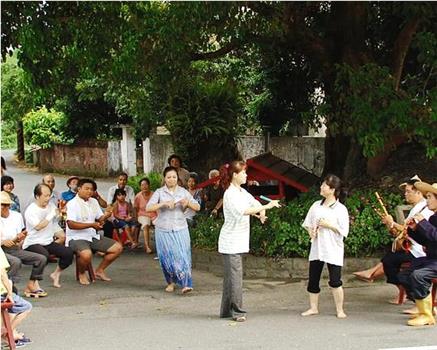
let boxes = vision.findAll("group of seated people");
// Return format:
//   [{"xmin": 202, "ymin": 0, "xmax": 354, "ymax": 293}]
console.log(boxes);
[{"xmin": 352, "ymin": 175, "xmax": 437, "ymax": 326}]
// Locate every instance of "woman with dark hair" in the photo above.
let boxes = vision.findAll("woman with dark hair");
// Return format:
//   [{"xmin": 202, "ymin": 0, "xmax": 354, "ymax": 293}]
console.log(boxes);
[
  {"xmin": 218, "ymin": 161, "xmax": 280, "ymax": 322},
  {"xmin": 301, "ymin": 174, "xmax": 349, "ymax": 319},
  {"xmin": 147, "ymin": 166, "xmax": 200, "ymax": 293},
  {"xmin": 167, "ymin": 154, "xmax": 190, "ymax": 188},
  {"xmin": 1, "ymin": 175, "xmax": 20, "ymax": 212}
]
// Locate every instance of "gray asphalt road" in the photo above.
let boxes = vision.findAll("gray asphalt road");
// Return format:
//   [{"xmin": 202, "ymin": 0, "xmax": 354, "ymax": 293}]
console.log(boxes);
[{"xmin": 2, "ymin": 149, "xmax": 437, "ymax": 350}]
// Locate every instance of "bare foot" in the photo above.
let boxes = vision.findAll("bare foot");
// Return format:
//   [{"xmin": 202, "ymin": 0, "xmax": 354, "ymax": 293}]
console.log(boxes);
[
  {"xmin": 78, "ymin": 273, "xmax": 90, "ymax": 285},
  {"xmin": 95, "ymin": 271, "xmax": 112, "ymax": 281},
  {"xmin": 50, "ymin": 272, "xmax": 61, "ymax": 288},
  {"xmin": 337, "ymin": 311, "xmax": 347, "ymax": 319},
  {"xmin": 145, "ymin": 247, "xmax": 153, "ymax": 254},
  {"xmin": 130, "ymin": 243, "xmax": 138, "ymax": 249},
  {"xmin": 181, "ymin": 287, "xmax": 193, "ymax": 294},
  {"xmin": 165, "ymin": 283, "xmax": 175, "ymax": 292},
  {"xmin": 353, "ymin": 272, "xmax": 374, "ymax": 283},
  {"xmin": 301, "ymin": 308, "xmax": 319, "ymax": 317}
]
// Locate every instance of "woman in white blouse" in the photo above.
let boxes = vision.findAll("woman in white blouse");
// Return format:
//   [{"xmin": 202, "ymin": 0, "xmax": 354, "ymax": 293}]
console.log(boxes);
[
  {"xmin": 301, "ymin": 174, "xmax": 349, "ymax": 318},
  {"xmin": 218, "ymin": 161, "xmax": 280, "ymax": 322}
]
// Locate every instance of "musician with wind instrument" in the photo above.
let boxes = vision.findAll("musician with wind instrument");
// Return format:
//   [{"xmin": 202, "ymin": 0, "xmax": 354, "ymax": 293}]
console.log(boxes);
[
  {"xmin": 353, "ymin": 176, "xmax": 433, "ymax": 306},
  {"xmin": 397, "ymin": 181, "xmax": 437, "ymax": 326}
]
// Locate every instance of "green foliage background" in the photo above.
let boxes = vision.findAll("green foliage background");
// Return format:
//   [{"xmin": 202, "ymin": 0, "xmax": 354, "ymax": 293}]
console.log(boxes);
[{"xmin": 190, "ymin": 188, "xmax": 403, "ymax": 258}]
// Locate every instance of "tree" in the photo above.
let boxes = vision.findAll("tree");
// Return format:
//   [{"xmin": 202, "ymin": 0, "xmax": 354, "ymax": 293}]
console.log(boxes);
[
  {"xmin": 2, "ymin": 2, "xmax": 436, "ymax": 181},
  {"xmin": 1, "ymin": 52, "xmax": 39, "ymax": 159}
]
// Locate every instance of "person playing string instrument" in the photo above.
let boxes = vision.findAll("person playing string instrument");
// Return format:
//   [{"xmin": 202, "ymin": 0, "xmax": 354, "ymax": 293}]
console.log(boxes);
[
  {"xmin": 353, "ymin": 176, "xmax": 433, "ymax": 306},
  {"xmin": 397, "ymin": 181, "xmax": 437, "ymax": 326}
]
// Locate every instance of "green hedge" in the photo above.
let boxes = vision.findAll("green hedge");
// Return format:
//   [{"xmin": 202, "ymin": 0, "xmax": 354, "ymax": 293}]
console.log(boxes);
[
  {"xmin": 127, "ymin": 172, "xmax": 163, "ymax": 193},
  {"xmin": 190, "ymin": 188, "xmax": 403, "ymax": 258}
]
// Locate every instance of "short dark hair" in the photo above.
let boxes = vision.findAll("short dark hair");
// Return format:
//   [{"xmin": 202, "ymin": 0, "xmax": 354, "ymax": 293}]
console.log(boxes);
[
  {"xmin": 1, "ymin": 175, "xmax": 14, "ymax": 189},
  {"xmin": 77, "ymin": 178, "xmax": 95, "ymax": 188},
  {"xmin": 139, "ymin": 177, "xmax": 150, "ymax": 186},
  {"xmin": 118, "ymin": 172, "xmax": 128, "ymax": 180},
  {"xmin": 167, "ymin": 154, "xmax": 182, "ymax": 166},
  {"xmin": 1, "ymin": 157, "xmax": 6, "ymax": 170},
  {"xmin": 34, "ymin": 183, "xmax": 52, "ymax": 198},
  {"xmin": 163, "ymin": 166, "xmax": 179, "ymax": 179}
]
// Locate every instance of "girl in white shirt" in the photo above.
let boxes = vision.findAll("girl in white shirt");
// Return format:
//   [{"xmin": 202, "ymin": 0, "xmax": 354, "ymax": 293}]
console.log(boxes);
[
  {"xmin": 301, "ymin": 174, "xmax": 349, "ymax": 319},
  {"xmin": 218, "ymin": 160, "xmax": 280, "ymax": 322}
]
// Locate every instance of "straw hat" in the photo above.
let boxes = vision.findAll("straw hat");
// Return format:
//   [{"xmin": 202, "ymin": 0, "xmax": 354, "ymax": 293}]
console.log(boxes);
[
  {"xmin": 414, "ymin": 182, "xmax": 437, "ymax": 196},
  {"xmin": 399, "ymin": 175, "xmax": 422, "ymax": 190},
  {"xmin": 0, "ymin": 191, "xmax": 13, "ymax": 205},
  {"xmin": 66, "ymin": 176, "xmax": 79, "ymax": 186}
]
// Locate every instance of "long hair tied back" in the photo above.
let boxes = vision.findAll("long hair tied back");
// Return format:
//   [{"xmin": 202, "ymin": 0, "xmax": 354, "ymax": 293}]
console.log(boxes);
[
  {"xmin": 323, "ymin": 173, "xmax": 347, "ymax": 203},
  {"xmin": 219, "ymin": 160, "xmax": 246, "ymax": 189}
]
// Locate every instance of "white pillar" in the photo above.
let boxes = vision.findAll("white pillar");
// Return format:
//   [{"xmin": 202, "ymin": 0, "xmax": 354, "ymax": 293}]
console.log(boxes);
[
  {"xmin": 120, "ymin": 126, "xmax": 137, "ymax": 176},
  {"xmin": 143, "ymin": 138, "xmax": 153, "ymax": 174}
]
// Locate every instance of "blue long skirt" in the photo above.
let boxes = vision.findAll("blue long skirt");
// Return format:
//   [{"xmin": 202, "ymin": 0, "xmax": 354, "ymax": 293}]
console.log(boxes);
[{"xmin": 155, "ymin": 227, "xmax": 193, "ymax": 288}]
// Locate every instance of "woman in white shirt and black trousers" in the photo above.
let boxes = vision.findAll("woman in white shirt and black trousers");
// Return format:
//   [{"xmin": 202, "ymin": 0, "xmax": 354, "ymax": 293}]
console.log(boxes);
[
  {"xmin": 218, "ymin": 160, "xmax": 280, "ymax": 322},
  {"xmin": 301, "ymin": 174, "xmax": 349, "ymax": 319}
]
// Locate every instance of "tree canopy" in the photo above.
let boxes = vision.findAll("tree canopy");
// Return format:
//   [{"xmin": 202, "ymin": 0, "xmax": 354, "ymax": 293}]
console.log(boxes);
[{"xmin": 1, "ymin": 1, "xmax": 436, "ymax": 181}]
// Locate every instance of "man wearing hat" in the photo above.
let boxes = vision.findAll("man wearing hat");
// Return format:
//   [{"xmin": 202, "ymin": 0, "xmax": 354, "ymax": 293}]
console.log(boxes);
[
  {"xmin": 0, "ymin": 191, "xmax": 48, "ymax": 297},
  {"xmin": 353, "ymin": 175, "xmax": 433, "ymax": 304},
  {"xmin": 398, "ymin": 181, "xmax": 437, "ymax": 326},
  {"xmin": 62, "ymin": 176, "xmax": 80, "ymax": 202}
]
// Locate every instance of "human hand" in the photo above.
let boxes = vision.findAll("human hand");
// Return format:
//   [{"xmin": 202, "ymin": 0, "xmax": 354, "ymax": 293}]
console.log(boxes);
[
  {"xmin": 259, "ymin": 213, "xmax": 268, "ymax": 224},
  {"xmin": 6, "ymin": 293, "xmax": 14, "ymax": 304},
  {"xmin": 318, "ymin": 218, "xmax": 333, "ymax": 229},
  {"xmin": 266, "ymin": 200, "xmax": 281, "ymax": 209},
  {"xmin": 381, "ymin": 214, "xmax": 394, "ymax": 226},
  {"xmin": 309, "ymin": 227, "xmax": 318, "ymax": 240},
  {"xmin": 164, "ymin": 201, "xmax": 175, "ymax": 209},
  {"xmin": 413, "ymin": 213, "xmax": 425, "ymax": 223},
  {"xmin": 405, "ymin": 217, "xmax": 417, "ymax": 230},
  {"xmin": 211, "ymin": 208, "xmax": 218, "ymax": 217},
  {"xmin": 2, "ymin": 239, "xmax": 16, "ymax": 248},
  {"xmin": 92, "ymin": 222, "xmax": 103, "ymax": 230},
  {"xmin": 16, "ymin": 230, "xmax": 27, "ymax": 241},
  {"xmin": 46, "ymin": 207, "xmax": 58, "ymax": 222}
]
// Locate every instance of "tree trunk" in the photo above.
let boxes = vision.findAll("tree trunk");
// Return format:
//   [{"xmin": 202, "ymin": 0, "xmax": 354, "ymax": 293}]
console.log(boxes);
[{"xmin": 16, "ymin": 119, "xmax": 25, "ymax": 161}]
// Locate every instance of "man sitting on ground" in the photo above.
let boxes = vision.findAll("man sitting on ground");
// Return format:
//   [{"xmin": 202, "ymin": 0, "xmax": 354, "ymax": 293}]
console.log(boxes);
[{"xmin": 66, "ymin": 179, "xmax": 122, "ymax": 285}]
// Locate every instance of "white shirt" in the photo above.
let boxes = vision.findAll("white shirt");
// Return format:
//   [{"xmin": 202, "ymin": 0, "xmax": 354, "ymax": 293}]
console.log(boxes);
[
  {"xmin": 66, "ymin": 196, "xmax": 103, "ymax": 246},
  {"xmin": 303, "ymin": 200, "xmax": 349, "ymax": 266},
  {"xmin": 218, "ymin": 184, "xmax": 261, "ymax": 254},
  {"xmin": 107, "ymin": 185, "xmax": 135, "ymax": 204},
  {"xmin": 0, "ymin": 211, "xmax": 25, "ymax": 241},
  {"xmin": 23, "ymin": 202, "xmax": 58, "ymax": 249},
  {"xmin": 407, "ymin": 199, "xmax": 434, "ymax": 258}
]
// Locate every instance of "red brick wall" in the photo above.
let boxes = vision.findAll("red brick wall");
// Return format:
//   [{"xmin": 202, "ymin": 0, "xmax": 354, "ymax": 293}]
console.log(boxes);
[{"xmin": 38, "ymin": 143, "xmax": 109, "ymax": 177}]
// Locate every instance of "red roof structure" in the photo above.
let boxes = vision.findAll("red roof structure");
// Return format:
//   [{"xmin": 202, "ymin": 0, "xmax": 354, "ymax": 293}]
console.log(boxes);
[{"xmin": 196, "ymin": 152, "xmax": 320, "ymax": 201}]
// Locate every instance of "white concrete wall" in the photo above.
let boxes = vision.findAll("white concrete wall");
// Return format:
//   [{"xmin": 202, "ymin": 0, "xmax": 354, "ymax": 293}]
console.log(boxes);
[{"xmin": 120, "ymin": 126, "xmax": 137, "ymax": 176}]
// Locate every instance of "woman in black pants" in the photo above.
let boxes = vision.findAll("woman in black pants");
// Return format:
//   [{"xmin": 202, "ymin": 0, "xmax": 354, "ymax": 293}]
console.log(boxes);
[
  {"xmin": 301, "ymin": 174, "xmax": 350, "ymax": 318},
  {"xmin": 23, "ymin": 183, "xmax": 74, "ymax": 288}
]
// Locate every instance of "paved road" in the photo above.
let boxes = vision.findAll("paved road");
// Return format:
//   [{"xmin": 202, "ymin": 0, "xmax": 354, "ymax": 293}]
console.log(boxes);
[{"xmin": 2, "ymin": 149, "xmax": 437, "ymax": 350}]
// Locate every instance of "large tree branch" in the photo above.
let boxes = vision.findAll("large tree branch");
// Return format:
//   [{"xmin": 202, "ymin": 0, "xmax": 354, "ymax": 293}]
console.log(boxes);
[
  {"xmin": 392, "ymin": 17, "xmax": 421, "ymax": 91},
  {"xmin": 190, "ymin": 40, "xmax": 239, "ymax": 61}
]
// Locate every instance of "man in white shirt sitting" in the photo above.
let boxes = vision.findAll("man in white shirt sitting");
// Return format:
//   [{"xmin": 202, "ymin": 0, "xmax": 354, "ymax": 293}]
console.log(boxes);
[{"xmin": 66, "ymin": 179, "xmax": 122, "ymax": 285}]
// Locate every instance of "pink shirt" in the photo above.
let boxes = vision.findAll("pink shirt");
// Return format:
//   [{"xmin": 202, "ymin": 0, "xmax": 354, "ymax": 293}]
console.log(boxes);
[
  {"xmin": 134, "ymin": 191, "xmax": 157, "ymax": 219},
  {"xmin": 115, "ymin": 202, "xmax": 129, "ymax": 219}
]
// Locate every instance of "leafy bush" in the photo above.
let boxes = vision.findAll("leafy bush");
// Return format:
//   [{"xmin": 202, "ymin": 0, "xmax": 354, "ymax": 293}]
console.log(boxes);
[
  {"xmin": 23, "ymin": 106, "xmax": 70, "ymax": 149},
  {"xmin": 190, "ymin": 188, "xmax": 404, "ymax": 258},
  {"xmin": 127, "ymin": 172, "xmax": 163, "ymax": 193}
]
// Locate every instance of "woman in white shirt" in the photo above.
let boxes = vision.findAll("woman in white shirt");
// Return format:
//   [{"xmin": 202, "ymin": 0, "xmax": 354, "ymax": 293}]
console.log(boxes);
[
  {"xmin": 301, "ymin": 174, "xmax": 349, "ymax": 318},
  {"xmin": 218, "ymin": 161, "xmax": 280, "ymax": 322},
  {"xmin": 24, "ymin": 183, "xmax": 74, "ymax": 288}
]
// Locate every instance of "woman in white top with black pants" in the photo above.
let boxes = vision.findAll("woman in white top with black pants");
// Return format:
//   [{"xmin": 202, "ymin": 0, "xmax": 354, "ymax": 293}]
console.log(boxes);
[
  {"xmin": 218, "ymin": 161, "xmax": 280, "ymax": 322},
  {"xmin": 301, "ymin": 174, "xmax": 349, "ymax": 318}
]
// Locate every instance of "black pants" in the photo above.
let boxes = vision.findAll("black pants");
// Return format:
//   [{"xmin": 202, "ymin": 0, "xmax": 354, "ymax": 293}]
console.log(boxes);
[
  {"xmin": 398, "ymin": 265, "xmax": 437, "ymax": 300},
  {"xmin": 381, "ymin": 250, "xmax": 413, "ymax": 285},
  {"xmin": 26, "ymin": 242, "xmax": 74, "ymax": 270},
  {"xmin": 307, "ymin": 260, "xmax": 342, "ymax": 293}
]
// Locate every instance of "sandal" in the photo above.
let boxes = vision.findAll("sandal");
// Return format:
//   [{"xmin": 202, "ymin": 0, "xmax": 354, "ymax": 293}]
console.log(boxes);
[
  {"xmin": 24, "ymin": 289, "xmax": 48, "ymax": 298},
  {"xmin": 181, "ymin": 287, "xmax": 193, "ymax": 294},
  {"xmin": 233, "ymin": 315, "xmax": 247, "ymax": 322}
]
